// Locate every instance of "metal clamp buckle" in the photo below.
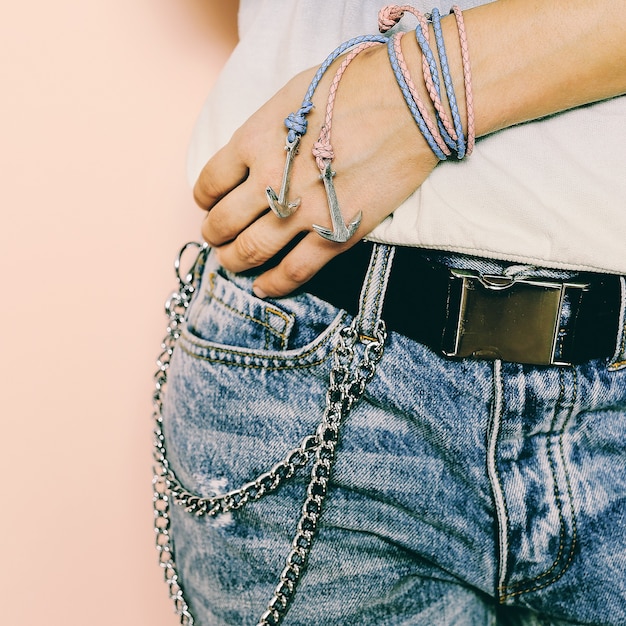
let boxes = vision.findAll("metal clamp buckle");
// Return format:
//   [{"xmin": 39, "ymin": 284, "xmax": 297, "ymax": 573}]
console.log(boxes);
[{"xmin": 441, "ymin": 269, "xmax": 589, "ymax": 366}]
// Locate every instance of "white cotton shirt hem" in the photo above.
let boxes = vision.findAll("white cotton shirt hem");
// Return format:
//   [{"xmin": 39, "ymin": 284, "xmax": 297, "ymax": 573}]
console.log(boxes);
[{"xmin": 187, "ymin": 0, "xmax": 626, "ymax": 275}]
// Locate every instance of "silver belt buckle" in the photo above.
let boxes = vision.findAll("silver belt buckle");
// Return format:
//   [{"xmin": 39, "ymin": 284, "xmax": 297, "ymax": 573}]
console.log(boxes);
[{"xmin": 441, "ymin": 269, "xmax": 589, "ymax": 366}]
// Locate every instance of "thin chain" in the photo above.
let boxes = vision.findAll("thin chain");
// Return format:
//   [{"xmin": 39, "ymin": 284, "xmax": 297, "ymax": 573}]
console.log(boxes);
[
  {"xmin": 153, "ymin": 242, "xmax": 387, "ymax": 626},
  {"xmin": 152, "ymin": 242, "xmax": 208, "ymax": 626},
  {"xmin": 152, "ymin": 243, "xmax": 319, "ymax": 623},
  {"xmin": 167, "ymin": 433, "xmax": 320, "ymax": 517},
  {"xmin": 257, "ymin": 319, "xmax": 387, "ymax": 626}
]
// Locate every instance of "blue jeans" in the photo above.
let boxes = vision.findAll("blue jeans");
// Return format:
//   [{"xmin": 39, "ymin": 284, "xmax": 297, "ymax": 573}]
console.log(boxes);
[{"xmin": 161, "ymin": 244, "xmax": 626, "ymax": 625}]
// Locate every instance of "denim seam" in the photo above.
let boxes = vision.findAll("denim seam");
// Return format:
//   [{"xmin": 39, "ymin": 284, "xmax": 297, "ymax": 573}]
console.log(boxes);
[
  {"xmin": 264, "ymin": 309, "xmax": 288, "ymax": 350},
  {"xmin": 488, "ymin": 360, "xmax": 510, "ymax": 601},
  {"xmin": 178, "ymin": 340, "xmax": 333, "ymax": 371},
  {"xmin": 501, "ymin": 367, "xmax": 578, "ymax": 599},
  {"xmin": 178, "ymin": 312, "xmax": 349, "ymax": 369},
  {"xmin": 207, "ymin": 272, "xmax": 293, "ymax": 341}
]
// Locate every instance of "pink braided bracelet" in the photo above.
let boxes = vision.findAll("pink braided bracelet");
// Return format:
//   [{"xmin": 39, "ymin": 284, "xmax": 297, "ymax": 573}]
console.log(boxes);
[
  {"xmin": 311, "ymin": 40, "xmax": 384, "ymax": 242},
  {"xmin": 452, "ymin": 5, "xmax": 475, "ymax": 155},
  {"xmin": 379, "ymin": 4, "xmax": 475, "ymax": 159}
]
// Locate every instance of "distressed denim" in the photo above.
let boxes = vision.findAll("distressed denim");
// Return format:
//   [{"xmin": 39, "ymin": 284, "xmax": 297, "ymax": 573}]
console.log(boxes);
[{"xmin": 162, "ymin": 246, "xmax": 626, "ymax": 625}]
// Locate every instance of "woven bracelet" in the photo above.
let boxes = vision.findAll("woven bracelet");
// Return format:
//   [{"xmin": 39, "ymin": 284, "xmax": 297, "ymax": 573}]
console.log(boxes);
[
  {"xmin": 431, "ymin": 7, "xmax": 466, "ymax": 158},
  {"xmin": 387, "ymin": 31, "xmax": 450, "ymax": 160},
  {"xmin": 378, "ymin": 4, "xmax": 474, "ymax": 161}
]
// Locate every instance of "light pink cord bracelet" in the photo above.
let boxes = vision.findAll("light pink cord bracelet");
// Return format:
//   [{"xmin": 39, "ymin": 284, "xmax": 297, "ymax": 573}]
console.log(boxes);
[
  {"xmin": 311, "ymin": 40, "xmax": 384, "ymax": 242},
  {"xmin": 452, "ymin": 5, "xmax": 475, "ymax": 155},
  {"xmin": 312, "ymin": 40, "xmax": 382, "ymax": 170},
  {"xmin": 392, "ymin": 31, "xmax": 452, "ymax": 156},
  {"xmin": 379, "ymin": 4, "xmax": 475, "ymax": 158}
]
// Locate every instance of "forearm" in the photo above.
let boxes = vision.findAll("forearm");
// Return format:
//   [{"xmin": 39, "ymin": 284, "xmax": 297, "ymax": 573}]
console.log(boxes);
[
  {"xmin": 193, "ymin": 0, "xmax": 626, "ymax": 298},
  {"xmin": 403, "ymin": 0, "xmax": 626, "ymax": 138}
]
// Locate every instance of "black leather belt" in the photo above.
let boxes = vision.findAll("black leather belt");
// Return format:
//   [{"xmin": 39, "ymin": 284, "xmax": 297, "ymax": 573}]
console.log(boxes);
[{"xmin": 303, "ymin": 242, "xmax": 622, "ymax": 366}]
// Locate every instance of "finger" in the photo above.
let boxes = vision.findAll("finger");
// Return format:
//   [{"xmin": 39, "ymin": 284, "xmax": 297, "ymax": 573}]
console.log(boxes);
[
  {"xmin": 201, "ymin": 178, "xmax": 270, "ymax": 246},
  {"xmin": 214, "ymin": 210, "xmax": 306, "ymax": 273},
  {"xmin": 251, "ymin": 232, "xmax": 354, "ymax": 298},
  {"xmin": 193, "ymin": 139, "xmax": 249, "ymax": 210}
]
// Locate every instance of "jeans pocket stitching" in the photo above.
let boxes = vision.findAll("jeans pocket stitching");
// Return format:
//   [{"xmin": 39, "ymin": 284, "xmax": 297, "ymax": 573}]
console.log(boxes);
[
  {"xmin": 179, "ymin": 310, "xmax": 349, "ymax": 369},
  {"xmin": 207, "ymin": 272, "xmax": 293, "ymax": 343}
]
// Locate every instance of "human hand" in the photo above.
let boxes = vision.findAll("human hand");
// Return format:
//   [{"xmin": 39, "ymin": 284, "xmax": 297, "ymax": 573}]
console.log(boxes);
[{"xmin": 194, "ymin": 42, "xmax": 438, "ymax": 298}]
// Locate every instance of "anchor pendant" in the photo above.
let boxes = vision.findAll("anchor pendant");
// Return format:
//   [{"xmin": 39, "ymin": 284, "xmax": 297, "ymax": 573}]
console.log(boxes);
[
  {"xmin": 265, "ymin": 136, "xmax": 302, "ymax": 218},
  {"xmin": 312, "ymin": 161, "xmax": 362, "ymax": 243}
]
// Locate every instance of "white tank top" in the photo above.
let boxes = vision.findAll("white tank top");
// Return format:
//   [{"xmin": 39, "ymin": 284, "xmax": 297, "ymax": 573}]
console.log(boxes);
[{"xmin": 187, "ymin": 0, "xmax": 626, "ymax": 275}]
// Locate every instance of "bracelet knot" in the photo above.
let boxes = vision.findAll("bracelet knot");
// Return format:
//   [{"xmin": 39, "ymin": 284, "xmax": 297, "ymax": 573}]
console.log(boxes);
[
  {"xmin": 312, "ymin": 126, "xmax": 335, "ymax": 171},
  {"xmin": 378, "ymin": 5, "xmax": 406, "ymax": 33},
  {"xmin": 284, "ymin": 101, "xmax": 314, "ymax": 142}
]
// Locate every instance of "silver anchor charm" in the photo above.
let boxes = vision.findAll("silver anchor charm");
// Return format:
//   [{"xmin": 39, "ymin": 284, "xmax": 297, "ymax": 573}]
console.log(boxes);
[
  {"xmin": 312, "ymin": 161, "xmax": 362, "ymax": 243},
  {"xmin": 265, "ymin": 136, "xmax": 301, "ymax": 218}
]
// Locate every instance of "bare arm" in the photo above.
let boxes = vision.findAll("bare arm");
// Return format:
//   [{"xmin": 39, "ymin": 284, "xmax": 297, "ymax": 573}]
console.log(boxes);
[
  {"xmin": 194, "ymin": 0, "xmax": 626, "ymax": 298},
  {"xmin": 433, "ymin": 0, "xmax": 626, "ymax": 135}
]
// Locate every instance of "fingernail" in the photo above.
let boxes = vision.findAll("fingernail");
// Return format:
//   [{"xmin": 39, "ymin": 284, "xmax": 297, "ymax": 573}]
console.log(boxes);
[{"xmin": 253, "ymin": 284, "xmax": 267, "ymax": 299}]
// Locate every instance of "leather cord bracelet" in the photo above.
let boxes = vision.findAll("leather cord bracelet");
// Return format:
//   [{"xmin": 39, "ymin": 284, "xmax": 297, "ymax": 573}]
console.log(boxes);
[
  {"xmin": 379, "ymin": 4, "xmax": 474, "ymax": 160},
  {"xmin": 265, "ymin": 3, "xmax": 475, "ymax": 245}
]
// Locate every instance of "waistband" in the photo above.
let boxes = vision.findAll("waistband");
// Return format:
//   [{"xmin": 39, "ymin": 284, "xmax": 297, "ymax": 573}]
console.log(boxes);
[{"xmin": 303, "ymin": 242, "xmax": 624, "ymax": 366}]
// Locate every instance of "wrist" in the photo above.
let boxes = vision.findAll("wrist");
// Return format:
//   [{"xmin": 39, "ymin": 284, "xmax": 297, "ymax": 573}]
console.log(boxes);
[
  {"xmin": 380, "ymin": 6, "xmax": 474, "ymax": 160},
  {"xmin": 326, "ymin": 41, "xmax": 437, "ymax": 172}
]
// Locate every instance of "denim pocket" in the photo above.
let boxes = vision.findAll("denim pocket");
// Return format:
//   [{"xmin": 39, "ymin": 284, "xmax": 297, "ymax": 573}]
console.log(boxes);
[
  {"xmin": 186, "ymin": 268, "xmax": 297, "ymax": 351},
  {"xmin": 181, "ymin": 258, "xmax": 348, "ymax": 365},
  {"xmin": 164, "ymin": 256, "xmax": 349, "ymax": 497}
]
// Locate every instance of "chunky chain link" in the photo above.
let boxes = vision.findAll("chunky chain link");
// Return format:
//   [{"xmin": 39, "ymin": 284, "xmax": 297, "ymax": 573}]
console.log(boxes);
[
  {"xmin": 168, "ymin": 433, "xmax": 319, "ymax": 517},
  {"xmin": 257, "ymin": 319, "xmax": 387, "ymax": 626},
  {"xmin": 153, "ymin": 242, "xmax": 387, "ymax": 626}
]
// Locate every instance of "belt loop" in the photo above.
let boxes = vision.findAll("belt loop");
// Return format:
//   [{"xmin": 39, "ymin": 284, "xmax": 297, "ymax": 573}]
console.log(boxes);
[
  {"xmin": 608, "ymin": 276, "xmax": 626, "ymax": 371},
  {"xmin": 354, "ymin": 243, "xmax": 396, "ymax": 340}
]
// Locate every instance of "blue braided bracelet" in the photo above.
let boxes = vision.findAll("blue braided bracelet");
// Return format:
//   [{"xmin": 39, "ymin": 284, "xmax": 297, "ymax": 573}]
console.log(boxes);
[
  {"xmin": 412, "ymin": 15, "xmax": 456, "ymax": 151},
  {"xmin": 387, "ymin": 34, "xmax": 448, "ymax": 160},
  {"xmin": 285, "ymin": 34, "xmax": 388, "ymax": 143},
  {"xmin": 431, "ymin": 8, "xmax": 466, "ymax": 158}
]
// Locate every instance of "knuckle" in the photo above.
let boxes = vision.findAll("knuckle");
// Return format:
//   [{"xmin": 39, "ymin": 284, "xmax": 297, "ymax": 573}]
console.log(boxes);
[
  {"xmin": 201, "ymin": 210, "xmax": 232, "ymax": 245},
  {"xmin": 234, "ymin": 233, "xmax": 270, "ymax": 267},
  {"xmin": 193, "ymin": 176, "xmax": 222, "ymax": 208},
  {"xmin": 280, "ymin": 256, "xmax": 315, "ymax": 286}
]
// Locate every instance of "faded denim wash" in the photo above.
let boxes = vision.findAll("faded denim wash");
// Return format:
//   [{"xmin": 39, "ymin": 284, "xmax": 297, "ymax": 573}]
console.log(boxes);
[{"xmin": 162, "ymin": 246, "xmax": 626, "ymax": 625}]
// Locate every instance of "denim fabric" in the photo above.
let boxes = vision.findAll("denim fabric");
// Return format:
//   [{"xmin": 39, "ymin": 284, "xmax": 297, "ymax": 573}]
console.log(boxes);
[{"xmin": 162, "ymin": 247, "xmax": 626, "ymax": 626}]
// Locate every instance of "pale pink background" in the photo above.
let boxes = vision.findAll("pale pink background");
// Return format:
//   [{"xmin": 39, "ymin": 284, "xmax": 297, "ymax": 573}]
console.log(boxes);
[{"xmin": 1, "ymin": 1, "xmax": 237, "ymax": 624}]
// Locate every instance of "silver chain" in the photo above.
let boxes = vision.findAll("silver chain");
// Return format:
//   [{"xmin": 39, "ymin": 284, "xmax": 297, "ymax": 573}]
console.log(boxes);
[
  {"xmin": 153, "ymin": 242, "xmax": 209, "ymax": 626},
  {"xmin": 257, "ymin": 318, "xmax": 387, "ymax": 626},
  {"xmin": 153, "ymin": 242, "xmax": 387, "ymax": 626}
]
